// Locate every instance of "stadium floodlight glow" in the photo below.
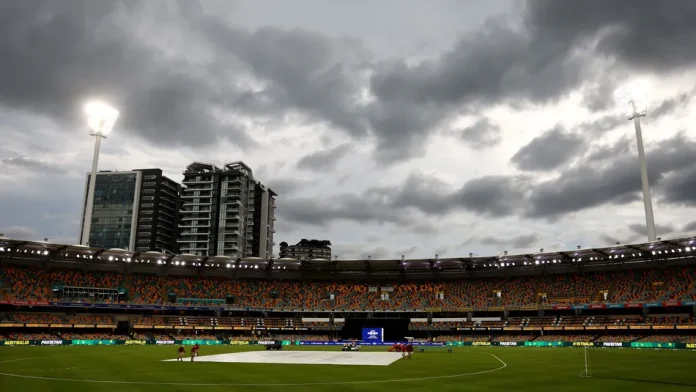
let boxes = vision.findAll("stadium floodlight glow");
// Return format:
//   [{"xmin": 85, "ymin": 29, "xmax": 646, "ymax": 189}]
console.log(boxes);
[
  {"xmin": 79, "ymin": 100, "xmax": 120, "ymax": 248},
  {"xmin": 84, "ymin": 101, "xmax": 120, "ymax": 138},
  {"xmin": 614, "ymin": 81, "xmax": 656, "ymax": 242}
]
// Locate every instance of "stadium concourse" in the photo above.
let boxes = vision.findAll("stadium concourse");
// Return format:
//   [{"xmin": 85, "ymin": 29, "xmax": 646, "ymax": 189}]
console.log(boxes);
[{"xmin": 0, "ymin": 235, "xmax": 695, "ymax": 346}]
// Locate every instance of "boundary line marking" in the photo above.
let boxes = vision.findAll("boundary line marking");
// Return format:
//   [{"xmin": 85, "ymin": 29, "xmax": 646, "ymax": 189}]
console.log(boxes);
[{"xmin": 0, "ymin": 352, "xmax": 507, "ymax": 386}]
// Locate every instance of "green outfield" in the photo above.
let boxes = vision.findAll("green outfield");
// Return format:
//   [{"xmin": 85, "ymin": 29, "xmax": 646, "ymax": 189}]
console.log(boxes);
[{"xmin": 0, "ymin": 345, "xmax": 694, "ymax": 392}]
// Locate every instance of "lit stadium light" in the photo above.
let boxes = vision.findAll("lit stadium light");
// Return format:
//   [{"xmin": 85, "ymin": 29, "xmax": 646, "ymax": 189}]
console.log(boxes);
[
  {"xmin": 84, "ymin": 101, "xmax": 119, "ymax": 138},
  {"xmin": 686, "ymin": 247, "xmax": 692, "ymax": 252},
  {"xmin": 80, "ymin": 100, "xmax": 121, "ymax": 249},
  {"xmin": 614, "ymin": 81, "xmax": 648, "ymax": 120}
]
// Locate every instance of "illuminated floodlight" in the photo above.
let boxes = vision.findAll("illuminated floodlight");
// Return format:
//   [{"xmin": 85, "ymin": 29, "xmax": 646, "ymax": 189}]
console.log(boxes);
[
  {"xmin": 614, "ymin": 80, "xmax": 648, "ymax": 120},
  {"xmin": 84, "ymin": 101, "xmax": 119, "ymax": 138}
]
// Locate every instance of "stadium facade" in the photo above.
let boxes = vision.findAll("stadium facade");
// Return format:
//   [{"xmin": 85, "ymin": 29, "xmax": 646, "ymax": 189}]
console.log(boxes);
[{"xmin": 178, "ymin": 161, "xmax": 276, "ymax": 259}]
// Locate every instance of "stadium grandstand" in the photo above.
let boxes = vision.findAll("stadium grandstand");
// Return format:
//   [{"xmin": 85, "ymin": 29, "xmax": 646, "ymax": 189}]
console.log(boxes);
[{"xmin": 1, "ymin": 235, "xmax": 695, "ymax": 344}]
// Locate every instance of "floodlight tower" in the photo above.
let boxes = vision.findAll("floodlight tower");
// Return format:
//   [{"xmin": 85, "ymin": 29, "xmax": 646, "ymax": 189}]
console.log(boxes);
[
  {"xmin": 80, "ymin": 101, "xmax": 120, "ymax": 246},
  {"xmin": 614, "ymin": 82, "xmax": 656, "ymax": 242}
]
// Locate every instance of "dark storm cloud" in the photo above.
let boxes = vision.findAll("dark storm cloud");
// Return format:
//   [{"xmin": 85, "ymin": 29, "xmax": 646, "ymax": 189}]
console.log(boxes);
[
  {"xmin": 280, "ymin": 131, "xmax": 696, "ymax": 226},
  {"xmin": 510, "ymin": 126, "xmax": 585, "ymax": 171},
  {"xmin": 296, "ymin": 144, "xmax": 353, "ymax": 171},
  {"xmin": 525, "ymin": 0, "xmax": 696, "ymax": 72},
  {"xmin": 0, "ymin": 0, "xmax": 255, "ymax": 148},
  {"xmin": 3, "ymin": 0, "xmax": 695, "ymax": 167},
  {"xmin": 450, "ymin": 175, "xmax": 530, "ymax": 217},
  {"xmin": 199, "ymin": 20, "xmax": 371, "ymax": 136},
  {"xmin": 657, "ymin": 165, "xmax": 696, "ymax": 207},
  {"xmin": 628, "ymin": 223, "xmax": 675, "ymax": 238},
  {"xmin": 527, "ymin": 132, "xmax": 696, "ymax": 218},
  {"xmin": 459, "ymin": 118, "xmax": 502, "ymax": 148}
]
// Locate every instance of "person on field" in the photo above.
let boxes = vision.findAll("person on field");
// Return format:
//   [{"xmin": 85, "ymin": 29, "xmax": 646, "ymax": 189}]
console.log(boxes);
[{"xmin": 177, "ymin": 345, "xmax": 185, "ymax": 361}]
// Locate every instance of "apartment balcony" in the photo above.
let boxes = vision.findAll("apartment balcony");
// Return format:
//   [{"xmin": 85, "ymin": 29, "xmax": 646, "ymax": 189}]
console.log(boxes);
[
  {"xmin": 162, "ymin": 180, "xmax": 179, "ymax": 191},
  {"xmin": 177, "ymin": 238, "xmax": 209, "ymax": 243},
  {"xmin": 179, "ymin": 223, "xmax": 211, "ymax": 229},
  {"xmin": 183, "ymin": 178, "xmax": 213, "ymax": 185},
  {"xmin": 180, "ymin": 246, "xmax": 210, "ymax": 252},
  {"xmin": 180, "ymin": 230, "xmax": 211, "ymax": 236},
  {"xmin": 181, "ymin": 214, "xmax": 211, "ymax": 220},
  {"xmin": 181, "ymin": 193, "xmax": 213, "ymax": 199},
  {"xmin": 180, "ymin": 208, "xmax": 212, "ymax": 213},
  {"xmin": 160, "ymin": 187, "xmax": 179, "ymax": 199},
  {"xmin": 222, "ymin": 199, "xmax": 243, "ymax": 207}
]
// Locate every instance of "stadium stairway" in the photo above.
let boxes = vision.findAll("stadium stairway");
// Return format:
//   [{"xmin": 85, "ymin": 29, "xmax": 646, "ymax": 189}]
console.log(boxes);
[
  {"xmin": 607, "ymin": 279, "xmax": 617, "ymax": 303},
  {"xmin": 42, "ymin": 273, "xmax": 50, "ymax": 299},
  {"xmin": 124, "ymin": 275, "xmax": 132, "ymax": 302},
  {"xmin": 159, "ymin": 279, "xmax": 167, "ymax": 303}
]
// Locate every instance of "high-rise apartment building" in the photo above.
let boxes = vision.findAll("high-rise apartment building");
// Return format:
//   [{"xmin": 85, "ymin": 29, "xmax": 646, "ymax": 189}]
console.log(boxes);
[
  {"xmin": 279, "ymin": 239, "xmax": 332, "ymax": 260},
  {"xmin": 178, "ymin": 161, "xmax": 276, "ymax": 259},
  {"xmin": 79, "ymin": 169, "xmax": 181, "ymax": 252}
]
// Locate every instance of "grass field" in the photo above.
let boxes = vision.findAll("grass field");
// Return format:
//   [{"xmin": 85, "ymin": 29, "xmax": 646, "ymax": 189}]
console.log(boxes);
[{"xmin": 0, "ymin": 345, "xmax": 694, "ymax": 392}]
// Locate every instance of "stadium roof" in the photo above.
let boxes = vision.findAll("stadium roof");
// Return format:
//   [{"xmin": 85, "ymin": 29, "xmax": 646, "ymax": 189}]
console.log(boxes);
[{"xmin": 1, "ymin": 235, "xmax": 695, "ymax": 274}]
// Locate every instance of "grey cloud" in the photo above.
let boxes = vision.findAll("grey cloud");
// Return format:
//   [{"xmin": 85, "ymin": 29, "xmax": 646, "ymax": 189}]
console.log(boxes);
[
  {"xmin": 459, "ymin": 118, "xmax": 502, "ymax": 148},
  {"xmin": 264, "ymin": 178, "xmax": 308, "ymax": 197},
  {"xmin": 0, "ymin": 0, "xmax": 255, "ymax": 149},
  {"xmin": 580, "ymin": 77, "xmax": 619, "ymax": 112},
  {"xmin": 0, "ymin": 156, "xmax": 67, "ymax": 174},
  {"xmin": 281, "ymin": 132, "xmax": 696, "ymax": 228},
  {"xmin": 510, "ymin": 126, "xmax": 585, "ymax": 171},
  {"xmin": 277, "ymin": 193, "xmax": 410, "ymax": 227},
  {"xmin": 683, "ymin": 221, "xmax": 696, "ymax": 233},
  {"xmin": 574, "ymin": 114, "xmax": 626, "ymax": 137},
  {"xmin": 451, "ymin": 175, "xmax": 530, "ymax": 217},
  {"xmin": 296, "ymin": 144, "xmax": 352, "ymax": 171},
  {"xmin": 657, "ymin": 165, "xmax": 696, "ymax": 207},
  {"xmin": 628, "ymin": 223, "xmax": 674, "ymax": 238},
  {"xmin": 651, "ymin": 87, "xmax": 696, "ymax": 119},
  {"xmin": 479, "ymin": 233, "xmax": 542, "ymax": 249},
  {"xmin": 526, "ymin": 1, "xmax": 696, "ymax": 72},
  {"xmin": 0, "ymin": 226, "xmax": 38, "ymax": 240},
  {"xmin": 527, "ymin": 132, "xmax": 696, "ymax": 218},
  {"xmin": 586, "ymin": 135, "xmax": 631, "ymax": 162}
]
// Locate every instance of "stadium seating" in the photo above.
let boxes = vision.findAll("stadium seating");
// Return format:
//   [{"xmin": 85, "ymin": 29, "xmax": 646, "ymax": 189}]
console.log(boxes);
[
  {"xmin": 432, "ymin": 335, "xmax": 491, "ymax": 342},
  {"xmin": 3, "ymin": 264, "xmax": 696, "ymax": 310},
  {"xmin": 1, "ymin": 266, "xmax": 49, "ymax": 300},
  {"xmin": 59, "ymin": 333, "xmax": 128, "ymax": 340},
  {"xmin": 66, "ymin": 315, "xmax": 114, "ymax": 324},
  {"xmin": 535, "ymin": 335, "xmax": 597, "ymax": 342}
]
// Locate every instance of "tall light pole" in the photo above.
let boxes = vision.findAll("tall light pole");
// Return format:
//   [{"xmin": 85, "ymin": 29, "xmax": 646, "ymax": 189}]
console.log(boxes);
[
  {"xmin": 80, "ymin": 101, "xmax": 120, "ymax": 247},
  {"xmin": 614, "ymin": 81, "xmax": 656, "ymax": 242}
]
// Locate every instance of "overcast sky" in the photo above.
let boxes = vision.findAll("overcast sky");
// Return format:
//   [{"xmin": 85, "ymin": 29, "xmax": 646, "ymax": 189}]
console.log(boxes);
[{"xmin": 1, "ymin": 0, "xmax": 696, "ymax": 259}]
